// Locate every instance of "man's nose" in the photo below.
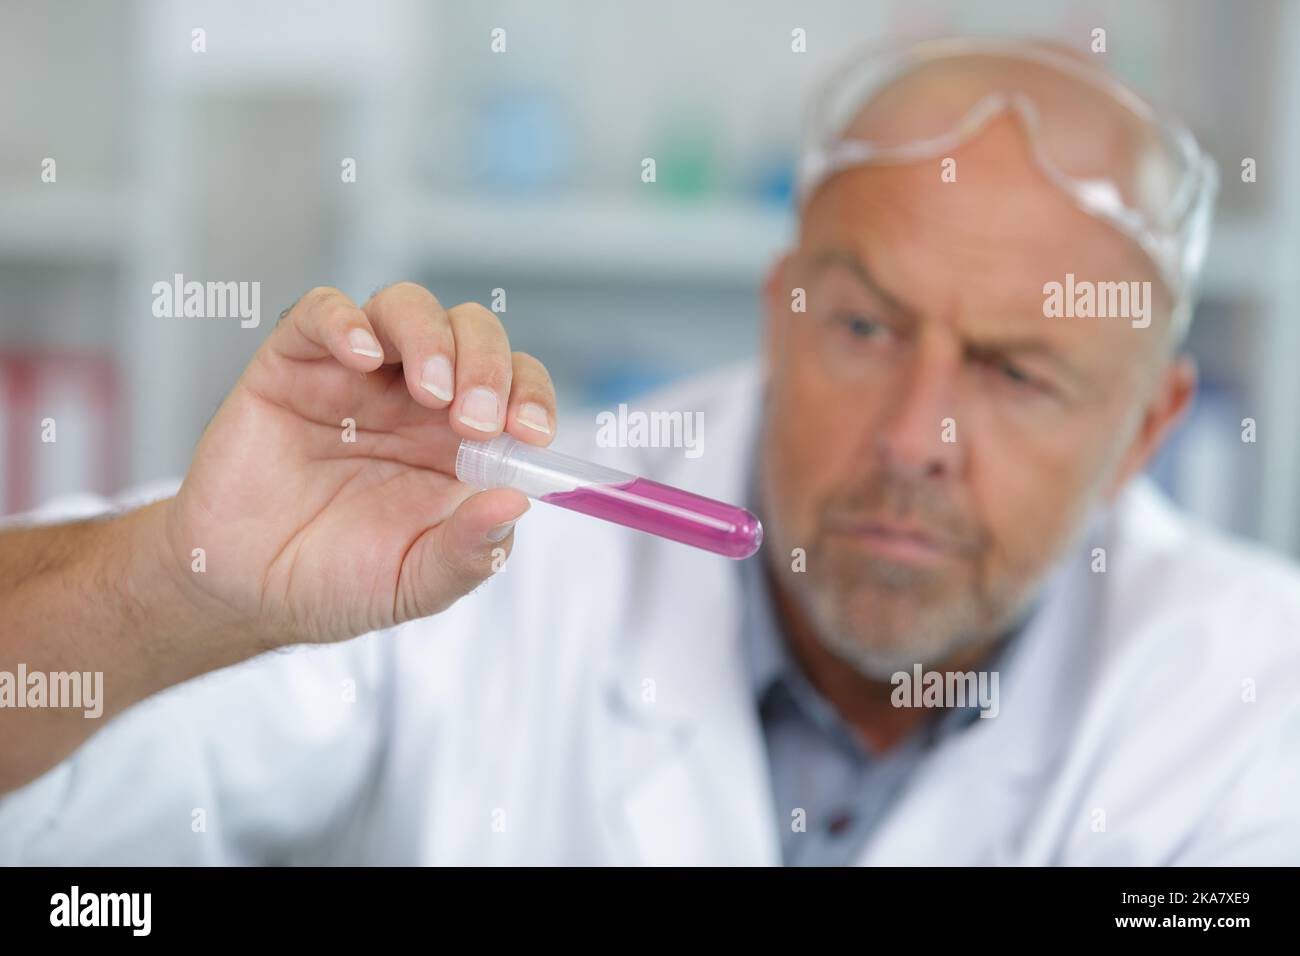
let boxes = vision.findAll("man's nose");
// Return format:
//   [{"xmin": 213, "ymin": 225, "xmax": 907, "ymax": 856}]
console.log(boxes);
[{"xmin": 873, "ymin": 345, "xmax": 962, "ymax": 481}]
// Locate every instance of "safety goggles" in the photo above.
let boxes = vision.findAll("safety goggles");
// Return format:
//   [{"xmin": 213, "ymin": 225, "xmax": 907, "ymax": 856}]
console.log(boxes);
[{"xmin": 795, "ymin": 37, "xmax": 1219, "ymax": 337}]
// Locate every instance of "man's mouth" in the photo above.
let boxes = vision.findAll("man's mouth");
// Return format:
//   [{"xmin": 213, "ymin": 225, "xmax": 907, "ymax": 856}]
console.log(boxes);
[{"xmin": 829, "ymin": 518, "xmax": 953, "ymax": 565}]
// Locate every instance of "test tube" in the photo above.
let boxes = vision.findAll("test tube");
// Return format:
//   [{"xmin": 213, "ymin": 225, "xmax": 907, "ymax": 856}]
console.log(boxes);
[{"xmin": 455, "ymin": 435, "xmax": 763, "ymax": 559}]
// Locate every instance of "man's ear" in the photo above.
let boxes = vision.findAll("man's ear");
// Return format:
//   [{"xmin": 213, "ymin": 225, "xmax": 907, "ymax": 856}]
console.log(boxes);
[{"xmin": 1106, "ymin": 354, "xmax": 1198, "ymax": 498}]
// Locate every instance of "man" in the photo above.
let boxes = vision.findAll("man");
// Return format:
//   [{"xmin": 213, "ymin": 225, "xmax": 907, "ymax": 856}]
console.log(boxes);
[{"xmin": 2, "ymin": 38, "xmax": 1298, "ymax": 865}]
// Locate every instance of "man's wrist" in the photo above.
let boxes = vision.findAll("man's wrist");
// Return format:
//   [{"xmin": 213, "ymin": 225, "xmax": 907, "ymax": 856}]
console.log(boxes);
[{"xmin": 114, "ymin": 499, "xmax": 273, "ymax": 696}]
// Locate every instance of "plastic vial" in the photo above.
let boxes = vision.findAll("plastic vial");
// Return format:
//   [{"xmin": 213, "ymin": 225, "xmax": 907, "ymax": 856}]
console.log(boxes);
[{"xmin": 455, "ymin": 435, "xmax": 763, "ymax": 559}]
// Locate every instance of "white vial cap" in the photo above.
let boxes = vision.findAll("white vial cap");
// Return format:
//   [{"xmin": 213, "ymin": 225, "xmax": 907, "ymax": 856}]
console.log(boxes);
[{"xmin": 455, "ymin": 435, "xmax": 514, "ymax": 488}]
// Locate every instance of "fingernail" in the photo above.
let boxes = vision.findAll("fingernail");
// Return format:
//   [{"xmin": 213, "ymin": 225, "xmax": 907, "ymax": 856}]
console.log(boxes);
[
  {"xmin": 485, "ymin": 520, "xmax": 516, "ymax": 542},
  {"xmin": 420, "ymin": 355, "xmax": 454, "ymax": 402},
  {"xmin": 458, "ymin": 387, "xmax": 500, "ymax": 432},
  {"xmin": 517, "ymin": 402, "xmax": 551, "ymax": 435},
  {"xmin": 348, "ymin": 328, "xmax": 383, "ymax": 359}
]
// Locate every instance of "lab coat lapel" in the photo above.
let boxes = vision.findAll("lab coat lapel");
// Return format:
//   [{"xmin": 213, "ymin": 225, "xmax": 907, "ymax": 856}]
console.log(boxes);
[
  {"xmin": 597, "ymin": 362, "xmax": 780, "ymax": 865},
  {"xmin": 599, "ymin": 554, "xmax": 780, "ymax": 865}
]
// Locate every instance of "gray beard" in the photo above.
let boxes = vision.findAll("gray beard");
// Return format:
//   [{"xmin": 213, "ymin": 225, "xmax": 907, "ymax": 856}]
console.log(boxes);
[{"xmin": 807, "ymin": 584, "xmax": 1029, "ymax": 681}]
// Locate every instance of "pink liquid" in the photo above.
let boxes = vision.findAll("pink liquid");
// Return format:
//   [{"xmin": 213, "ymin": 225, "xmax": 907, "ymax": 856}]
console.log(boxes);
[{"xmin": 542, "ymin": 477, "xmax": 763, "ymax": 559}]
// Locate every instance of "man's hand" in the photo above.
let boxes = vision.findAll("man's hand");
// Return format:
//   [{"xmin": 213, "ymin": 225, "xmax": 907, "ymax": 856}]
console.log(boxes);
[
  {"xmin": 166, "ymin": 282, "xmax": 555, "ymax": 648},
  {"xmin": 0, "ymin": 282, "xmax": 555, "ymax": 793}
]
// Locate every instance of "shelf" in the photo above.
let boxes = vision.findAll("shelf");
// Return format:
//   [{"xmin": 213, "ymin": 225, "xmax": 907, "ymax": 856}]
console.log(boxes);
[
  {"xmin": 0, "ymin": 188, "xmax": 136, "ymax": 262},
  {"xmin": 376, "ymin": 193, "xmax": 794, "ymax": 285}
]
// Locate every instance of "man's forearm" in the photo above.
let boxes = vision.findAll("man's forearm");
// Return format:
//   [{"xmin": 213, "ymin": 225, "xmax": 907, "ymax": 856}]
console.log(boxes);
[{"xmin": 0, "ymin": 499, "xmax": 264, "ymax": 794}]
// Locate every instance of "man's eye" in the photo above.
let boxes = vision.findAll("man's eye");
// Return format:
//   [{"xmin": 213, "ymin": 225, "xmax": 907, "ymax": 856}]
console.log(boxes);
[
  {"xmin": 990, "ymin": 358, "xmax": 1053, "ymax": 395},
  {"xmin": 1000, "ymin": 361, "xmax": 1031, "ymax": 384},
  {"xmin": 833, "ymin": 313, "xmax": 882, "ymax": 338}
]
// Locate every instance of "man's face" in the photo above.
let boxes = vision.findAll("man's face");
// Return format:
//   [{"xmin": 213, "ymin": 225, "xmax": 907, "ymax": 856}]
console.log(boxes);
[{"xmin": 760, "ymin": 115, "xmax": 1176, "ymax": 678}]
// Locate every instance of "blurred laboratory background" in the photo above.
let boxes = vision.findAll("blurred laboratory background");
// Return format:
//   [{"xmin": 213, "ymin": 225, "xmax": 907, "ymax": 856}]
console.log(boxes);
[{"xmin": 1, "ymin": 0, "xmax": 1298, "ymax": 556}]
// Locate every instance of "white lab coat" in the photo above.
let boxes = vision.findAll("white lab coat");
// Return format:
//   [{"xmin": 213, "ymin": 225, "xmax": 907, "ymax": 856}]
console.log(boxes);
[{"xmin": 3, "ymin": 360, "xmax": 1299, "ymax": 865}]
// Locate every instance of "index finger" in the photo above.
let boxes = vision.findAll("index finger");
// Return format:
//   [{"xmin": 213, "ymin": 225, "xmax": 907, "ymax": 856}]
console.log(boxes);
[{"xmin": 270, "ymin": 286, "xmax": 386, "ymax": 371}]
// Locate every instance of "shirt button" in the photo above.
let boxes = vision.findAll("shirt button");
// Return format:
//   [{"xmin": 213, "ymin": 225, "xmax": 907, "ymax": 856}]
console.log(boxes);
[{"xmin": 827, "ymin": 812, "xmax": 854, "ymax": 836}]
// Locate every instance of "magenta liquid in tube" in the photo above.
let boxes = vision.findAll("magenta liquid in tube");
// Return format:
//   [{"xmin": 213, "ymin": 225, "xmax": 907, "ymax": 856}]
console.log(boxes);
[{"xmin": 455, "ymin": 435, "xmax": 763, "ymax": 559}]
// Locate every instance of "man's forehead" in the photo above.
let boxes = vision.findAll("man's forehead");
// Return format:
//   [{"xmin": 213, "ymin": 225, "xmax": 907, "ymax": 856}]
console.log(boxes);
[
  {"xmin": 807, "ymin": 123, "xmax": 1114, "ymax": 244},
  {"xmin": 799, "ymin": 173, "xmax": 1078, "ymax": 315}
]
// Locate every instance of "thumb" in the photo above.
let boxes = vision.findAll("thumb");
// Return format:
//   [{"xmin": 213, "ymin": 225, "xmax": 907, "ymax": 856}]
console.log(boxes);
[{"xmin": 397, "ymin": 487, "xmax": 531, "ymax": 621}]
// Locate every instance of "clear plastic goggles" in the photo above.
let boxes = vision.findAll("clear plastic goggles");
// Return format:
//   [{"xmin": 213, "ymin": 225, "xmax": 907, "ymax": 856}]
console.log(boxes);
[{"xmin": 796, "ymin": 37, "xmax": 1219, "ymax": 337}]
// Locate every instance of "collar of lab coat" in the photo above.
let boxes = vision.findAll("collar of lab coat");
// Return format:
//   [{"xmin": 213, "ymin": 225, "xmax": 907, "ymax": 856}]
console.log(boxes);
[{"xmin": 594, "ymin": 358, "xmax": 1123, "ymax": 865}]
